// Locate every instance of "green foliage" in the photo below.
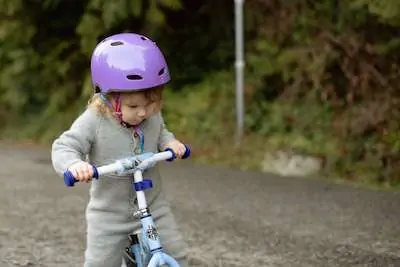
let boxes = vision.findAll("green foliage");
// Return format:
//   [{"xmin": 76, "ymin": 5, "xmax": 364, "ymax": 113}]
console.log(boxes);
[
  {"xmin": 355, "ymin": 0, "xmax": 400, "ymax": 25},
  {"xmin": 243, "ymin": 0, "xmax": 400, "ymax": 185},
  {"xmin": 0, "ymin": 0, "xmax": 233, "ymax": 127},
  {"xmin": 163, "ymin": 71, "xmax": 236, "ymax": 143},
  {"xmin": 0, "ymin": 0, "xmax": 399, "ymax": 187}
]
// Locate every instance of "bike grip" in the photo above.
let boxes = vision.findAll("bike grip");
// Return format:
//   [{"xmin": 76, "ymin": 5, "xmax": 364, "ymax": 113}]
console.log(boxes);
[
  {"xmin": 182, "ymin": 144, "xmax": 191, "ymax": 159},
  {"xmin": 63, "ymin": 166, "xmax": 99, "ymax": 187},
  {"xmin": 165, "ymin": 148, "xmax": 176, "ymax": 162},
  {"xmin": 63, "ymin": 170, "xmax": 76, "ymax": 187},
  {"xmin": 165, "ymin": 144, "xmax": 191, "ymax": 161}
]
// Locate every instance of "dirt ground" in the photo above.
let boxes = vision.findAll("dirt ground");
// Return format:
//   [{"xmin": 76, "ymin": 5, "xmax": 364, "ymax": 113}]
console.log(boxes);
[{"xmin": 0, "ymin": 143, "xmax": 400, "ymax": 267}]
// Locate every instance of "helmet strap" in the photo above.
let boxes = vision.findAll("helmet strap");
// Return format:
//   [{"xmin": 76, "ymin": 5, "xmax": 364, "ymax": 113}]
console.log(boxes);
[
  {"xmin": 99, "ymin": 93, "xmax": 144, "ymax": 153},
  {"xmin": 99, "ymin": 93, "xmax": 123, "ymax": 123},
  {"xmin": 114, "ymin": 94, "xmax": 123, "ymax": 121}
]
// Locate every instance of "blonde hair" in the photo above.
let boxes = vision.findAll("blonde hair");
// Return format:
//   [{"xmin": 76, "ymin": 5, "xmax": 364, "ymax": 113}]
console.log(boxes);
[{"xmin": 88, "ymin": 87, "xmax": 164, "ymax": 116}]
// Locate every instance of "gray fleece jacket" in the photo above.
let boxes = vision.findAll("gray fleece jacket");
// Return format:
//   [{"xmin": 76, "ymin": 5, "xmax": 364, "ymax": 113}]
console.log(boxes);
[
  {"xmin": 51, "ymin": 108, "xmax": 190, "ymax": 266},
  {"xmin": 51, "ymin": 108, "xmax": 175, "ymax": 216}
]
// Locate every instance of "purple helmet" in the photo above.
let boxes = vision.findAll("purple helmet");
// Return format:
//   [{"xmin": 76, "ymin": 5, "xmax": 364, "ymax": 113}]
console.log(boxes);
[{"xmin": 90, "ymin": 33, "xmax": 170, "ymax": 93}]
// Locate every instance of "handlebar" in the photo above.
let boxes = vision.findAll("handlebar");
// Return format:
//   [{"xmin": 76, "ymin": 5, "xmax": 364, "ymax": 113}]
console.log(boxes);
[{"xmin": 63, "ymin": 145, "xmax": 191, "ymax": 187}]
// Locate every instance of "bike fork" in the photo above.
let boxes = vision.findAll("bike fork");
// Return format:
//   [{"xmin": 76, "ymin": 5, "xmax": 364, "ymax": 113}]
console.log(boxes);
[{"xmin": 124, "ymin": 233, "xmax": 144, "ymax": 267}]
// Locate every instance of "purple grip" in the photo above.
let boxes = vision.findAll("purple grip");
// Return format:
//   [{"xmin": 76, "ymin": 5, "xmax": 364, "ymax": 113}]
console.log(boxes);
[
  {"xmin": 63, "ymin": 166, "xmax": 99, "ymax": 187},
  {"xmin": 165, "ymin": 144, "xmax": 191, "ymax": 162}
]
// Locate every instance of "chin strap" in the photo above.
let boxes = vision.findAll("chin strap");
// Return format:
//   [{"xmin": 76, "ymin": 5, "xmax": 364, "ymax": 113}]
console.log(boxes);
[
  {"xmin": 99, "ymin": 93, "xmax": 144, "ymax": 153},
  {"xmin": 100, "ymin": 93, "xmax": 123, "ymax": 122}
]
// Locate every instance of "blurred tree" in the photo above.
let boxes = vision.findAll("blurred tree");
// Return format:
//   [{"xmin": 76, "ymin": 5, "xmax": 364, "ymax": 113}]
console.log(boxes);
[{"xmin": 0, "ymin": 0, "xmax": 398, "ymax": 183}]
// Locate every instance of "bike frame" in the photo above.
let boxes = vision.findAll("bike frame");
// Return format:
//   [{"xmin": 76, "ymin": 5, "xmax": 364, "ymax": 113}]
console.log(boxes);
[{"xmin": 64, "ymin": 148, "xmax": 190, "ymax": 267}]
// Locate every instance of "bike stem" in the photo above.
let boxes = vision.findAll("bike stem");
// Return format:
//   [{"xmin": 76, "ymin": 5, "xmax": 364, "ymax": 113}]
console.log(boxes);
[
  {"xmin": 132, "ymin": 169, "xmax": 165, "ymax": 254},
  {"xmin": 133, "ymin": 169, "xmax": 148, "ymax": 210}
]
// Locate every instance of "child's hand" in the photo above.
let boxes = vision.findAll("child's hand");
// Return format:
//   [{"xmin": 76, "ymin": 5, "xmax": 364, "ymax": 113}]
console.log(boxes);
[
  {"xmin": 68, "ymin": 161, "xmax": 94, "ymax": 183},
  {"xmin": 164, "ymin": 139, "xmax": 187, "ymax": 158}
]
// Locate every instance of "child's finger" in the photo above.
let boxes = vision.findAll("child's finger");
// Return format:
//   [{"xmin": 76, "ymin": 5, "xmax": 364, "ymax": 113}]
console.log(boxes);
[
  {"xmin": 87, "ymin": 167, "xmax": 94, "ymax": 182},
  {"xmin": 87, "ymin": 165, "xmax": 94, "ymax": 178},
  {"xmin": 72, "ymin": 169, "xmax": 80, "ymax": 180},
  {"xmin": 76, "ymin": 167, "xmax": 86, "ymax": 181},
  {"xmin": 83, "ymin": 166, "xmax": 92, "ymax": 182},
  {"xmin": 177, "ymin": 149, "xmax": 184, "ymax": 158},
  {"xmin": 179, "ymin": 145, "xmax": 186, "ymax": 157}
]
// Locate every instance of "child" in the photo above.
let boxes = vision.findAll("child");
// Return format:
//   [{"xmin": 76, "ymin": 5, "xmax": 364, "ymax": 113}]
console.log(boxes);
[{"xmin": 51, "ymin": 33, "xmax": 189, "ymax": 267}]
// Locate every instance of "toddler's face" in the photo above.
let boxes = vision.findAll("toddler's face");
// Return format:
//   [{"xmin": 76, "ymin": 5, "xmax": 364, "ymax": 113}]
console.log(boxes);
[{"xmin": 119, "ymin": 92, "xmax": 159, "ymax": 126}]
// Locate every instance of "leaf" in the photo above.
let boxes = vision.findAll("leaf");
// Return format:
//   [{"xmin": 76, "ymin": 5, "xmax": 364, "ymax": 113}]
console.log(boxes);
[
  {"xmin": 0, "ymin": 0, "xmax": 23, "ymax": 16},
  {"xmin": 76, "ymin": 13, "xmax": 104, "ymax": 55},
  {"xmin": 88, "ymin": 0, "xmax": 104, "ymax": 9},
  {"xmin": 81, "ymin": 73, "xmax": 94, "ymax": 98},
  {"xmin": 102, "ymin": 0, "xmax": 130, "ymax": 29},
  {"xmin": 158, "ymin": 0, "xmax": 182, "ymax": 10},
  {"xmin": 146, "ymin": 2, "xmax": 165, "ymax": 25},
  {"xmin": 354, "ymin": 0, "xmax": 400, "ymax": 25},
  {"xmin": 131, "ymin": 0, "xmax": 142, "ymax": 17}
]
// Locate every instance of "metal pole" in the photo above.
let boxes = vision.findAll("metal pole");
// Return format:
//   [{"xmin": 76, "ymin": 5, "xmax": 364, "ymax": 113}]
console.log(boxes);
[{"xmin": 234, "ymin": 0, "xmax": 245, "ymax": 143}]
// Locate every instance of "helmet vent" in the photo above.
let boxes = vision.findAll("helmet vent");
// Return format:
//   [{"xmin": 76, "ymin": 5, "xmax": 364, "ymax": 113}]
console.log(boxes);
[
  {"xmin": 158, "ymin": 68, "xmax": 165, "ymax": 76},
  {"xmin": 110, "ymin": 41, "xmax": 124, "ymax": 46},
  {"xmin": 127, "ymin": 74, "xmax": 143, "ymax": 80},
  {"xmin": 140, "ymin": 36, "xmax": 147, "ymax": 41}
]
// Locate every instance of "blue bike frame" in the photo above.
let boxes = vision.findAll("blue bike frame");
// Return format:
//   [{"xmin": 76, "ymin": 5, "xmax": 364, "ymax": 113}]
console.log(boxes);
[{"xmin": 63, "ymin": 147, "xmax": 190, "ymax": 267}]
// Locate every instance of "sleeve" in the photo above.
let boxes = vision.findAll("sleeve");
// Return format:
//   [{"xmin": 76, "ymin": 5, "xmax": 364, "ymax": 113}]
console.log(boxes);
[
  {"xmin": 51, "ymin": 108, "xmax": 100, "ymax": 176},
  {"xmin": 157, "ymin": 112, "xmax": 176, "ymax": 150}
]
